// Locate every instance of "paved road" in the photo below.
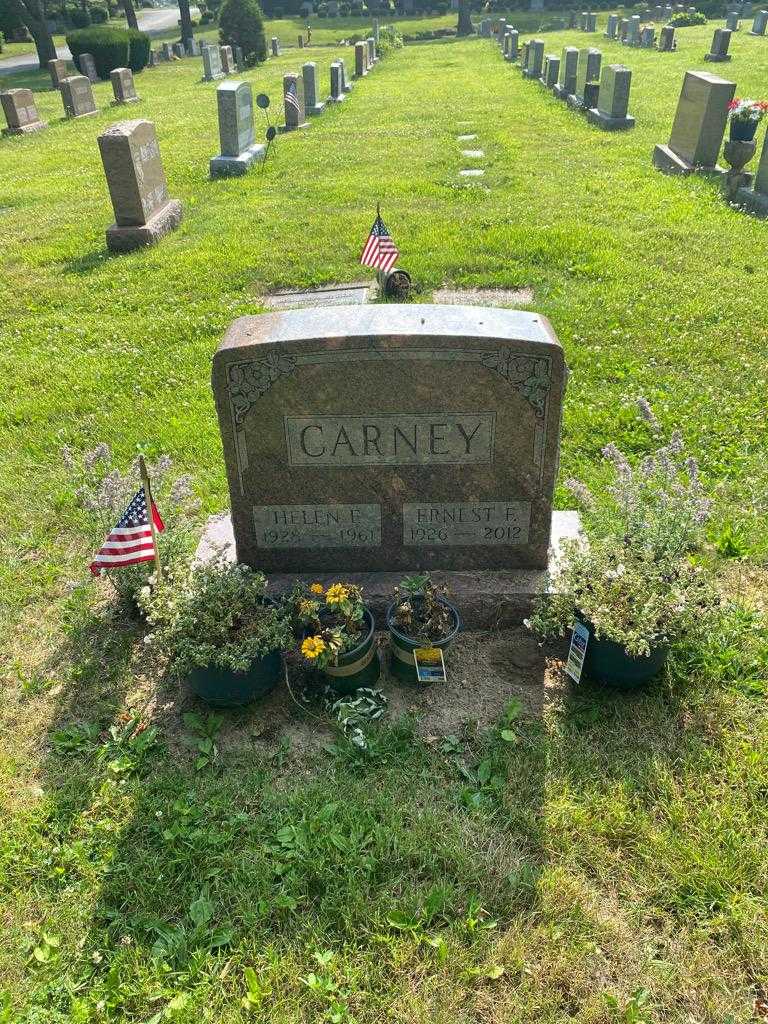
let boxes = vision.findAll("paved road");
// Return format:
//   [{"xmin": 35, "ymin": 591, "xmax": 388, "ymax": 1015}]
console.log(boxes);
[{"xmin": 0, "ymin": 5, "xmax": 199, "ymax": 73}]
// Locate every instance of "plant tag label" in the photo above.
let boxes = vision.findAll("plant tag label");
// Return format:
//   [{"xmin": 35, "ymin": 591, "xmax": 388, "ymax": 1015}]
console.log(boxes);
[
  {"xmin": 414, "ymin": 647, "xmax": 447, "ymax": 684},
  {"xmin": 565, "ymin": 621, "xmax": 589, "ymax": 683}
]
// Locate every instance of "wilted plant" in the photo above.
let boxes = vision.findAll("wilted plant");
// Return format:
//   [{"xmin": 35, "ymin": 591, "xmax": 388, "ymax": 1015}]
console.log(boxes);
[{"xmin": 391, "ymin": 573, "xmax": 453, "ymax": 641}]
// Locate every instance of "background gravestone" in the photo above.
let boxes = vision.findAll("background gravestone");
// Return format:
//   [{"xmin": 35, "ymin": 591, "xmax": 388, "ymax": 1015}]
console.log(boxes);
[
  {"xmin": 330, "ymin": 61, "xmax": 345, "ymax": 101},
  {"xmin": 210, "ymin": 305, "xmax": 567, "ymax": 574},
  {"xmin": 749, "ymin": 9, "xmax": 768, "ymax": 33},
  {"xmin": 725, "ymin": 11, "xmax": 740, "ymax": 30},
  {"xmin": 97, "ymin": 119, "xmax": 183, "ymax": 252},
  {"xmin": 280, "ymin": 72, "xmax": 308, "ymax": 131},
  {"xmin": 568, "ymin": 47, "xmax": 602, "ymax": 109},
  {"xmin": 523, "ymin": 39, "xmax": 545, "ymax": 79},
  {"xmin": 553, "ymin": 46, "xmax": 578, "ymax": 99},
  {"xmin": 340, "ymin": 59, "xmax": 352, "ymax": 93},
  {"xmin": 605, "ymin": 13, "xmax": 618, "ymax": 37},
  {"xmin": 79, "ymin": 53, "xmax": 98, "ymax": 83},
  {"xmin": 302, "ymin": 62, "xmax": 325, "ymax": 115},
  {"xmin": 587, "ymin": 64, "xmax": 635, "ymax": 129},
  {"xmin": 210, "ymin": 81, "xmax": 266, "ymax": 177},
  {"xmin": 220, "ymin": 46, "xmax": 235, "ymax": 74},
  {"xmin": 172, "ymin": 42, "xmax": 185, "ymax": 58},
  {"xmin": 736, "ymin": 131, "xmax": 768, "ymax": 214},
  {"xmin": 354, "ymin": 41, "xmax": 367, "ymax": 77},
  {"xmin": 653, "ymin": 70, "xmax": 735, "ymax": 173},
  {"xmin": 48, "ymin": 58, "xmax": 68, "ymax": 90},
  {"xmin": 1, "ymin": 88, "xmax": 46, "ymax": 134},
  {"xmin": 60, "ymin": 76, "xmax": 97, "ymax": 118},
  {"xmin": 658, "ymin": 25, "xmax": 676, "ymax": 50},
  {"xmin": 506, "ymin": 29, "xmax": 519, "ymax": 60},
  {"xmin": 271, "ymin": 37, "xmax": 280, "ymax": 56},
  {"xmin": 543, "ymin": 54, "xmax": 560, "ymax": 88},
  {"xmin": 203, "ymin": 44, "xmax": 225, "ymax": 81},
  {"xmin": 110, "ymin": 68, "xmax": 139, "ymax": 105},
  {"xmin": 705, "ymin": 27, "xmax": 733, "ymax": 60}
]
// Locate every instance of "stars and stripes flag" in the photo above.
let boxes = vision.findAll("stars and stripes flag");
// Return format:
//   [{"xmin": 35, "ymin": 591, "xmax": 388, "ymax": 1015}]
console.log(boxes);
[
  {"xmin": 285, "ymin": 79, "xmax": 300, "ymax": 113},
  {"xmin": 90, "ymin": 487, "xmax": 164, "ymax": 575},
  {"xmin": 360, "ymin": 209, "xmax": 400, "ymax": 272}
]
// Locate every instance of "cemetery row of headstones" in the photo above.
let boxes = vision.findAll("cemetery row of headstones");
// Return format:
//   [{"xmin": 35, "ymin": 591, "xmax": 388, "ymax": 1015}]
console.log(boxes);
[
  {"xmin": 604, "ymin": 13, "xmax": 677, "ymax": 51},
  {"xmin": 653, "ymin": 69, "xmax": 768, "ymax": 216},
  {"xmin": 1, "ymin": 63, "xmax": 141, "ymax": 135},
  {"xmin": 94, "ymin": 26, "xmax": 389, "ymax": 251},
  {"xmin": 497, "ymin": 26, "xmax": 634, "ymax": 131}
]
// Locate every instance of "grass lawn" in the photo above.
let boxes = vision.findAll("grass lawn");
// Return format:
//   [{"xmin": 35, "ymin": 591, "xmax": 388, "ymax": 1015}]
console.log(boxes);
[{"xmin": 1, "ymin": 22, "xmax": 768, "ymax": 1024}]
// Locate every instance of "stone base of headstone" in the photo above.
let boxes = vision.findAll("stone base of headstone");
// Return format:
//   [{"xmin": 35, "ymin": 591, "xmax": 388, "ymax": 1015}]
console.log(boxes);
[
  {"xmin": 210, "ymin": 143, "xmax": 267, "ymax": 178},
  {"xmin": 111, "ymin": 96, "xmax": 140, "ymax": 106},
  {"xmin": 306, "ymin": 100, "xmax": 326, "ymax": 115},
  {"xmin": 704, "ymin": 52, "xmax": 732, "ymax": 60},
  {"xmin": 652, "ymin": 143, "xmax": 725, "ymax": 175},
  {"xmin": 105, "ymin": 199, "xmax": 183, "ymax": 254},
  {"xmin": 329, "ymin": 92, "xmax": 346, "ymax": 103},
  {"xmin": 2, "ymin": 120, "xmax": 46, "ymax": 136},
  {"xmin": 194, "ymin": 510, "xmax": 582, "ymax": 630},
  {"xmin": 587, "ymin": 108, "xmax": 635, "ymax": 130},
  {"xmin": 277, "ymin": 120, "xmax": 310, "ymax": 133},
  {"xmin": 522, "ymin": 67, "xmax": 539, "ymax": 79},
  {"xmin": 566, "ymin": 93, "xmax": 586, "ymax": 111},
  {"xmin": 734, "ymin": 185, "xmax": 768, "ymax": 216},
  {"xmin": 552, "ymin": 84, "xmax": 571, "ymax": 101},
  {"xmin": 504, "ymin": 52, "xmax": 518, "ymax": 62}
]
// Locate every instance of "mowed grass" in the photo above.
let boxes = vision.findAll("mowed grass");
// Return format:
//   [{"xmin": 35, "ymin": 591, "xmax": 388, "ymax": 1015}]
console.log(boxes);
[{"xmin": 1, "ymin": 23, "xmax": 768, "ymax": 1024}]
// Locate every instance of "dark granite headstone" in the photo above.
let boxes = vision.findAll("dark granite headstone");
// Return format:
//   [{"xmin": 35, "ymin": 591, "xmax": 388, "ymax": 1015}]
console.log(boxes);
[{"xmin": 211, "ymin": 305, "xmax": 567, "ymax": 573}]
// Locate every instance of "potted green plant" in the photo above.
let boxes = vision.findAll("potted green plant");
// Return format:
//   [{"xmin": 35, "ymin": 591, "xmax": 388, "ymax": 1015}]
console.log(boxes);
[
  {"xmin": 141, "ymin": 554, "xmax": 293, "ymax": 706},
  {"xmin": 291, "ymin": 582, "xmax": 380, "ymax": 694},
  {"xmin": 527, "ymin": 400, "xmax": 717, "ymax": 689},
  {"xmin": 386, "ymin": 574, "xmax": 460, "ymax": 683},
  {"xmin": 728, "ymin": 98, "xmax": 768, "ymax": 142}
]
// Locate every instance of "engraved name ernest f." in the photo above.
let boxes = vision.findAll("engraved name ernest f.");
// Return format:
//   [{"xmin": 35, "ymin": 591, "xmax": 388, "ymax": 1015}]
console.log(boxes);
[{"xmin": 284, "ymin": 413, "xmax": 495, "ymax": 467}]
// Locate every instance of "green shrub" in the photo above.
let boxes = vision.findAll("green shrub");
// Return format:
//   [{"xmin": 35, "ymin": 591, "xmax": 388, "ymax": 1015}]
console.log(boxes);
[
  {"xmin": 127, "ymin": 27, "xmax": 151, "ymax": 71},
  {"xmin": 669, "ymin": 9, "xmax": 707, "ymax": 24},
  {"xmin": 91, "ymin": 6, "xmax": 109, "ymax": 23},
  {"xmin": 66, "ymin": 25, "xmax": 129, "ymax": 79},
  {"xmin": 66, "ymin": 24, "xmax": 150, "ymax": 78},
  {"xmin": 218, "ymin": 0, "xmax": 267, "ymax": 64},
  {"xmin": 69, "ymin": 7, "xmax": 93, "ymax": 28}
]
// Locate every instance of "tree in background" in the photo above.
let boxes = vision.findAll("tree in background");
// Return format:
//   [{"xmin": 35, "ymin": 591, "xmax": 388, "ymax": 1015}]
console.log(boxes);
[
  {"xmin": 121, "ymin": 0, "xmax": 138, "ymax": 29},
  {"xmin": 178, "ymin": 0, "xmax": 194, "ymax": 45},
  {"xmin": 6, "ymin": 0, "xmax": 57, "ymax": 65},
  {"xmin": 456, "ymin": 0, "xmax": 473, "ymax": 35},
  {"xmin": 218, "ymin": 0, "xmax": 266, "ymax": 64}
]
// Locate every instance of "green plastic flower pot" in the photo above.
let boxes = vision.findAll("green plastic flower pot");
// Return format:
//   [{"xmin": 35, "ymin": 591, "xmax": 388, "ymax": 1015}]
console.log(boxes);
[
  {"xmin": 576, "ymin": 617, "xmax": 667, "ymax": 690},
  {"xmin": 187, "ymin": 648, "xmax": 283, "ymax": 707},
  {"xmin": 386, "ymin": 598, "xmax": 461, "ymax": 684},
  {"xmin": 322, "ymin": 607, "xmax": 381, "ymax": 695}
]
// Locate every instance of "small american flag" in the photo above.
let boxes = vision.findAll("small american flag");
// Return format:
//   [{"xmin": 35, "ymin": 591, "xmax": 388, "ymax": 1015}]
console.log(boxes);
[
  {"xmin": 285, "ymin": 79, "xmax": 300, "ymax": 113},
  {"xmin": 90, "ymin": 487, "xmax": 164, "ymax": 575},
  {"xmin": 361, "ymin": 210, "xmax": 400, "ymax": 272}
]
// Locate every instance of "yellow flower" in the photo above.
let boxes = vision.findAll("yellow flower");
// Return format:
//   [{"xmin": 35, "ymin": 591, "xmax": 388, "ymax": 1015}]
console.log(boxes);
[
  {"xmin": 310, "ymin": 583, "xmax": 324, "ymax": 595},
  {"xmin": 325, "ymin": 583, "xmax": 349, "ymax": 606},
  {"xmin": 301, "ymin": 635, "xmax": 326, "ymax": 660},
  {"xmin": 298, "ymin": 599, "xmax": 317, "ymax": 617}
]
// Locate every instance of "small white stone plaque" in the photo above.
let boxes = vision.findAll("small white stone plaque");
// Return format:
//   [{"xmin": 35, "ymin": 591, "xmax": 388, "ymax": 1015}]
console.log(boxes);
[
  {"xmin": 253, "ymin": 503, "xmax": 381, "ymax": 548},
  {"xmin": 403, "ymin": 500, "xmax": 531, "ymax": 546}
]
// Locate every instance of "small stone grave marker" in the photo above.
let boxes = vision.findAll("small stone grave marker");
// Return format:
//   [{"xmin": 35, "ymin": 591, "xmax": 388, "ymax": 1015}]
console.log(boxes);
[
  {"xmin": 330, "ymin": 61, "xmax": 345, "ymax": 102},
  {"xmin": 653, "ymin": 70, "xmax": 735, "ymax": 173},
  {"xmin": 302, "ymin": 61, "xmax": 325, "ymax": 115},
  {"xmin": 553, "ymin": 46, "xmax": 578, "ymax": 99},
  {"xmin": 658, "ymin": 25, "xmax": 676, "ymax": 50},
  {"xmin": 1, "ymin": 88, "xmax": 46, "ymax": 135},
  {"xmin": 203, "ymin": 44, "xmax": 225, "ymax": 81},
  {"xmin": 704, "ymin": 27, "xmax": 733, "ymax": 60},
  {"xmin": 60, "ymin": 75, "xmax": 97, "ymax": 119},
  {"xmin": 210, "ymin": 80, "xmax": 265, "ymax": 177},
  {"xmin": 271, "ymin": 37, "xmax": 280, "ymax": 56},
  {"xmin": 568, "ymin": 47, "xmax": 602, "ymax": 109},
  {"xmin": 48, "ymin": 58, "xmax": 68, "ymax": 90},
  {"xmin": 279, "ymin": 72, "xmax": 308, "ymax": 131},
  {"xmin": 749, "ymin": 9, "xmax": 768, "ymax": 33},
  {"xmin": 79, "ymin": 52, "xmax": 98, "ymax": 82},
  {"xmin": 354, "ymin": 41, "xmax": 367, "ymax": 77},
  {"xmin": 587, "ymin": 64, "xmax": 635, "ymax": 129},
  {"xmin": 220, "ymin": 46, "xmax": 235, "ymax": 74},
  {"xmin": 523, "ymin": 39, "xmax": 545, "ymax": 79},
  {"xmin": 97, "ymin": 119, "xmax": 183, "ymax": 252},
  {"xmin": 110, "ymin": 67, "xmax": 139, "ymax": 105}
]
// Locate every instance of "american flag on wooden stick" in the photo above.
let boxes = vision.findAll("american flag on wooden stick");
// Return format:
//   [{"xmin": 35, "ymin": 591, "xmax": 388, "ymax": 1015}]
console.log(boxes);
[
  {"xmin": 90, "ymin": 487, "xmax": 164, "ymax": 575},
  {"xmin": 360, "ymin": 207, "xmax": 400, "ymax": 272},
  {"xmin": 285, "ymin": 79, "xmax": 300, "ymax": 112}
]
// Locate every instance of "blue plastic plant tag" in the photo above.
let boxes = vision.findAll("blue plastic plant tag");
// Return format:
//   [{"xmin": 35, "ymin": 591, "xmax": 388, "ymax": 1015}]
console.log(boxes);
[{"xmin": 565, "ymin": 621, "xmax": 590, "ymax": 683}]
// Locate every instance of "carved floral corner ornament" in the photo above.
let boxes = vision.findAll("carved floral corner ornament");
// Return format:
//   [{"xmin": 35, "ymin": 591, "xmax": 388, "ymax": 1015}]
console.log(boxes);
[
  {"xmin": 480, "ymin": 351, "xmax": 552, "ymax": 417},
  {"xmin": 228, "ymin": 353, "xmax": 297, "ymax": 424}
]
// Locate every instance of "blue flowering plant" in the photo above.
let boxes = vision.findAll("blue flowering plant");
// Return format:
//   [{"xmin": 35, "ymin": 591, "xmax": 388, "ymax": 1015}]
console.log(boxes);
[{"xmin": 528, "ymin": 400, "xmax": 718, "ymax": 658}]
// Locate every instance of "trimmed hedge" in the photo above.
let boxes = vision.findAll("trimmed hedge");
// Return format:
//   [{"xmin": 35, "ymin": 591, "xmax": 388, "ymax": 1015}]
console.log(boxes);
[
  {"xmin": 127, "ymin": 27, "xmax": 151, "ymax": 72},
  {"xmin": 66, "ymin": 25, "xmax": 151, "ymax": 79}
]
